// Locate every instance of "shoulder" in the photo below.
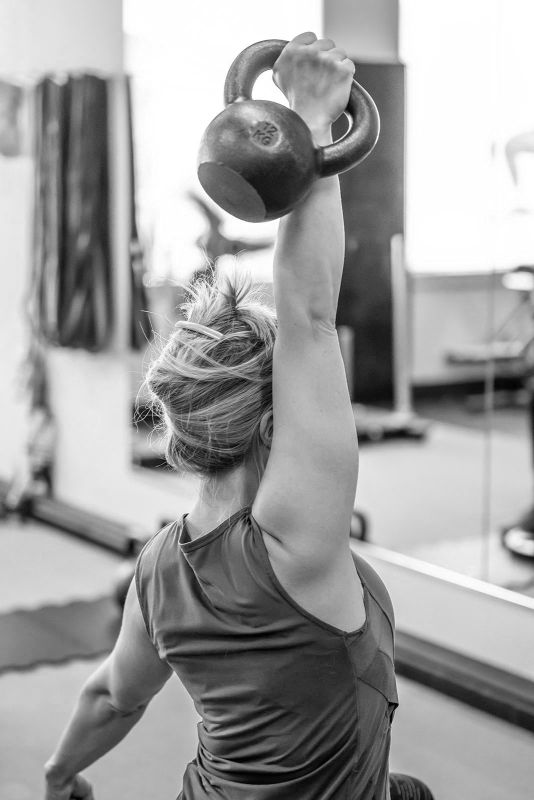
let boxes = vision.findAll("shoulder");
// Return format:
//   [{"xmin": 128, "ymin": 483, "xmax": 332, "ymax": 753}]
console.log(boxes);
[
  {"xmin": 134, "ymin": 521, "xmax": 179, "ymax": 641},
  {"xmin": 135, "ymin": 521, "xmax": 179, "ymax": 579}
]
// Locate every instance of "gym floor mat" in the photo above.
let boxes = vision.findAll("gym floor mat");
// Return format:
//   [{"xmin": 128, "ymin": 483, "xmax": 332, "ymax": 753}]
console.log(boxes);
[{"xmin": 0, "ymin": 597, "xmax": 121, "ymax": 674}]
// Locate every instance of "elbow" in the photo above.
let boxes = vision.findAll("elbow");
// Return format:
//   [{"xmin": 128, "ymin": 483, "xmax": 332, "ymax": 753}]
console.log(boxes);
[
  {"xmin": 105, "ymin": 695, "xmax": 149, "ymax": 717},
  {"xmin": 82, "ymin": 674, "xmax": 147, "ymax": 718},
  {"xmin": 86, "ymin": 685, "xmax": 148, "ymax": 717}
]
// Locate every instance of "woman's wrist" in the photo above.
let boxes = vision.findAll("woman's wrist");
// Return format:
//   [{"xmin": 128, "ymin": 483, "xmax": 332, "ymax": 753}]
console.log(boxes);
[
  {"xmin": 44, "ymin": 760, "xmax": 75, "ymax": 789},
  {"xmin": 290, "ymin": 106, "xmax": 333, "ymax": 146},
  {"xmin": 307, "ymin": 124, "xmax": 333, "ymax": 147}
]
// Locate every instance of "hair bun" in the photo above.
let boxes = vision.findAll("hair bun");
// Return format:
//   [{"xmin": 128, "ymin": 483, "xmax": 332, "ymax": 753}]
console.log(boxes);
[{"xmin": 145, "ymin": 267, "xmax": 277, "ymax": 478}]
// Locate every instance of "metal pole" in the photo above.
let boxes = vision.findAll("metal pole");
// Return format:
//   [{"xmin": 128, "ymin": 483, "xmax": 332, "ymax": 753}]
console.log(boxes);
[{"xmin": 390, "ymin": 232, "xmax": 412, "ymax": 415}]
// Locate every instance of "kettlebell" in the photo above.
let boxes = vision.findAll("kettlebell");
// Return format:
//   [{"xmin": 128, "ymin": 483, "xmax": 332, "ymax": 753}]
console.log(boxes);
[{"xmin": 198, "ymin": 39, "xmax": 380, "ymax": 223}]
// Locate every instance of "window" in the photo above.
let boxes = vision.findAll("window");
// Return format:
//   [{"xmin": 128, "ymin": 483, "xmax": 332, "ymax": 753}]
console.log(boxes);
[{"xmin": 401, "ymin": 0, "xmax": 534, "ymax": 273}]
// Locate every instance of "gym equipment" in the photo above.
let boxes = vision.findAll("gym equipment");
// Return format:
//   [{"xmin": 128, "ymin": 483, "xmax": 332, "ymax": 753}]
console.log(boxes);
[
  {"xmin": 186, "ymin": 190, "xmax": 274, "ymax": 287},
  {"xmin": 198, "ymin": 39, "xmax": 380, "ymax": 222},
  {"xmin": 0, "ymin": 597, "xmax": 120, "ymax": 673},
  {"xmin": 350, "ymin": 509, "xmax": 369, "ymax": 541},
  {"xmin": 502, "ymin": 526, "xmax": 534, "ymax": 559},
  {"xmin": 446, "ymin": 265, "xmax": 534, "ymax": 412},
  {"xmin": 187, "ymin": 190, "xmax": 273, "ymax": 262},
  {"xmin": 33, "ymin": 75, "xmax": 113, "ymax": 350}
]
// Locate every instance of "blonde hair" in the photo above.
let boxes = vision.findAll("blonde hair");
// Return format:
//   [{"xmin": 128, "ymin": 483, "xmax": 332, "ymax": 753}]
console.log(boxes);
[{"xmin": 145, "ymin": 268, "xmax": 276, "ymax": 479}]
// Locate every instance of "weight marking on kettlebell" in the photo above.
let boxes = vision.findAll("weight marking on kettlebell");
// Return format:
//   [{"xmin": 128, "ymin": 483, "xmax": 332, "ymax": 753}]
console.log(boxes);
[{"xmin": 251, "ymin": 121, "xmax": 280, "ymax": 147}]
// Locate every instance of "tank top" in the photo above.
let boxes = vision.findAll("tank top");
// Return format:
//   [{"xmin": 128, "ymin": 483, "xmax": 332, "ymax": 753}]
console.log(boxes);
[{"xmin": 135, "ymin": 506, "xmax": 398, "ymax": 800}]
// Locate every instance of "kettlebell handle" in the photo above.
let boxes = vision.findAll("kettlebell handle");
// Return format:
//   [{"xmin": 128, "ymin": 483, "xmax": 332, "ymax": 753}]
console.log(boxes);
[{"xmin": 223, "ymin": 39, "xmax": 380, "ymax": 178}]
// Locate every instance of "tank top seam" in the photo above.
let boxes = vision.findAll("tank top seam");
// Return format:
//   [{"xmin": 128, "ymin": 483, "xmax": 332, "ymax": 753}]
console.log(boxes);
[
  {"xmin": 363, "ymin": 581, "xmax": 396, "ymax": 642},
  {"xmin": 343, "ymin": 635, "xmax": 362, "ymax": 773},
  {"xmin": 249, "ymin": 513, "xmax": 370, "ymax": 640},
  {"xmin": 358, "ymin": 674, "xmax": 396, "ymax": 707}
]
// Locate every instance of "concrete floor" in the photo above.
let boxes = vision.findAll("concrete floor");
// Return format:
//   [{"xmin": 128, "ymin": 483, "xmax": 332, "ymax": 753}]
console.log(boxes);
[
  {"xmin": 1, "ymin": 658, "xmax": 533, "ymax": 800},
  {"xmin": 1, "ymin": 516, "xmax": 534, "ymax": 799},
  {"xmin": 0, "ymin": 520, "xmax": 124, "ymax": 614}
]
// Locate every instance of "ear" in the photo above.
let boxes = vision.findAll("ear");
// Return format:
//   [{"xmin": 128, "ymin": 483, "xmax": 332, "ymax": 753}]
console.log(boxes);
[{"xmin": 259, "ymin": 408, "xmax": 274, "ymax": 448}]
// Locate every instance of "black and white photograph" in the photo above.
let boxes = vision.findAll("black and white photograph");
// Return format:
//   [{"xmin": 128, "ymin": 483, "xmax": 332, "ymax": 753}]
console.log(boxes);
[{"xmin": 1, "ymin": 1, "xmax": 534, "ymax": 798}]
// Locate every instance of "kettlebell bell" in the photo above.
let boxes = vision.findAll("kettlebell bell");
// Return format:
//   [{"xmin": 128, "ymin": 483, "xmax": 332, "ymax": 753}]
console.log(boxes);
[{"xmin": 198, "ymin": 39, "xmax": 380, "ymax": 223}]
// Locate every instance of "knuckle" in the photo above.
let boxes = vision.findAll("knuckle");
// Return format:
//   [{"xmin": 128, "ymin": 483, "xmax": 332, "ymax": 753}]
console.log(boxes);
[{"xmin": 332, "ymin": 47, "xmax": 348, "ymax": 60}]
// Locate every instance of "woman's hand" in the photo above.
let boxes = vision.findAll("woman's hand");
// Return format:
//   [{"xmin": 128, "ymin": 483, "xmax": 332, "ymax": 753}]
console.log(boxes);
[
  {"xmin": 45, "ymin": 772, "xmax": 94, "ymax": 799},
  {"xmin": 273, "ymin": 32, "xmax": 355, "ymax": 135}
]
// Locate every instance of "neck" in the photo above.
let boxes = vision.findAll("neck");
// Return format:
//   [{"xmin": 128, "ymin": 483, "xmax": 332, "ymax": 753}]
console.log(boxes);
[{"xmin": 187, "ymin": 458, "xmax": 262, "ymax": 535}]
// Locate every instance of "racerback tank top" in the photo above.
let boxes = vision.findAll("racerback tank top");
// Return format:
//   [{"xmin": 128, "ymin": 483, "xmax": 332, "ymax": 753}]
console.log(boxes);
[{"xmin": 135, "ymin": 506, "xmax": 398, "ymax": 800}]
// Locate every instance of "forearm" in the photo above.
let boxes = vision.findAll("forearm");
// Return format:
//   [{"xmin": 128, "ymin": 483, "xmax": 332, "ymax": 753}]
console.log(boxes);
[
  {"xmin": 44, "ymin": 687, "xmax": 146, "ymax": 788},
  {"xmin": 273, "ymin": 125, "xmax": 345, "ymax": 327}
]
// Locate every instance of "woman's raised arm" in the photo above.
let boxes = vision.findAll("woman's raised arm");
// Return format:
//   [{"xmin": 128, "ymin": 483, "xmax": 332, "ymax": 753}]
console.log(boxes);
[{"xmin": 253, "ymin": 33, "xmax": 359, "ymax": 562}]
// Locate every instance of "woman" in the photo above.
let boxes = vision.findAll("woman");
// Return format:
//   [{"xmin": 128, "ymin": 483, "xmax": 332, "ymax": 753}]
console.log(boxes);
[{"xmin": 44, "ymin": 33, "xmax": 433, "ymax": 800}]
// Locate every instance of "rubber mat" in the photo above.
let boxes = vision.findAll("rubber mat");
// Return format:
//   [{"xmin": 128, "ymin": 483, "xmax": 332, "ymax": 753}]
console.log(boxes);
[{"xmin": 0, "ymin": 597, "xmax": 121, "ymax": 674}]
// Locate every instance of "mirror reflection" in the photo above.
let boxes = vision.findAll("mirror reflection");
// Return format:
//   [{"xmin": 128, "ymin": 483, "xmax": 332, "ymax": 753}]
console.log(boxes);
[{"xmin": 125, "ymin": 0, "xmax": 534, "ymax": 601}]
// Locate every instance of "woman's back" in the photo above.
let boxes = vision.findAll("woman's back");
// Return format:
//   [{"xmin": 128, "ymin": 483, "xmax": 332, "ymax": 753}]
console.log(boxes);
[{"xmin": 135, "ymin": 508, "xmax": 398, "ymax": 800}]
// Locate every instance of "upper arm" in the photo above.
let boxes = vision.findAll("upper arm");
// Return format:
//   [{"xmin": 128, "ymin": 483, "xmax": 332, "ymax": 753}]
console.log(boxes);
[
  {"xmin": 85, "ymin": 579, "xmax": 172, "ymax": 714},
  {"xmin": 252, "ymin": 316, "xmax": 358, "ymax": 561}
]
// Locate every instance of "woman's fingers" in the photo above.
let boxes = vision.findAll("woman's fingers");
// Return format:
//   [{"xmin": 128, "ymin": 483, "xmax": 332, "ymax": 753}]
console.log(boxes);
[
  {"xmin": 287, "ymin": 35, "xmax": 351, "ymax": 67},
  {"xmin": 291, "ymin": 31, "xmax": 317, "ymax": 46},
  {"xmin": 312, "ymin": 38, "xmax": 336, "ymax": 51},
  {"xmin": 329, "ymin": 47, "xmax": 351, "ymax": 64}
]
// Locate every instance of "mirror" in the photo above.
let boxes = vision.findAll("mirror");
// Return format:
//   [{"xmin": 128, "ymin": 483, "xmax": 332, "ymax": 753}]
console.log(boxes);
[
  {"xmin": 125, "ymin": 0, "xmax": 534, "ymax": 602},
  {"xmin": 386, "ymin": 0, "xmax": 534, "ymax": 596}
]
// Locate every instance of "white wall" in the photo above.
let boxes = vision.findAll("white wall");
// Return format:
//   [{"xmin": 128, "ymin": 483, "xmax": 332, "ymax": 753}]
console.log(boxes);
[{"xmin": 0, "ymin": 0, "xmax": 123, "ymax": 75}]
